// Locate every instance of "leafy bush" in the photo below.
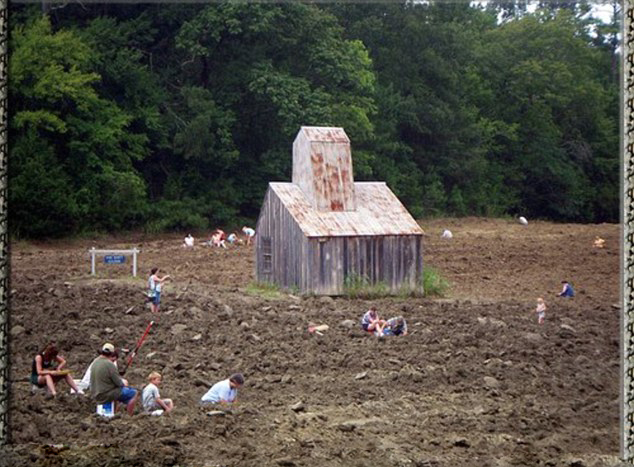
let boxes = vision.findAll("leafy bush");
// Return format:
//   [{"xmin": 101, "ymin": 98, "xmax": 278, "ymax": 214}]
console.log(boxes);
[{"xmin": 422, "ymin": 266, "xmax": 449, "ymax": 297}]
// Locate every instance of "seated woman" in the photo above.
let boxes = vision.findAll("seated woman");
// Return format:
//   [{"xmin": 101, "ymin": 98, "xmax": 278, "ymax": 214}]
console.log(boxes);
[
  {"xmin": 382, "ymin": 316, "xmax": 408, "ymax": 336},
  {"xmin": 31, "ymin": 343, "xmax": 81, "ymax": 396},
  {"xmin": 360, "ymin": 306, "xmax": 386, "ymax": 336}
]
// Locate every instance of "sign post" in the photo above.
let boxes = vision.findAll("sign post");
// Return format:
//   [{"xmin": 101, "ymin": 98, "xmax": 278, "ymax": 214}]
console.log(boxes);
[{"xmin": 90, "ymin": 248, "xmax": 139, "ymax": 277}]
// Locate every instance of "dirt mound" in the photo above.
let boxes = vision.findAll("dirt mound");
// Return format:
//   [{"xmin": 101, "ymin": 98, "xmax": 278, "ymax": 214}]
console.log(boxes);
[{"xmin": 3, "ymin": 218, "xmax": 622, "ymax": 466}]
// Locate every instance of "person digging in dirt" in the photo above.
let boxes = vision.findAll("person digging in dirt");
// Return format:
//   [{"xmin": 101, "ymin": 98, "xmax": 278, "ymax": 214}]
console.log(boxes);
[
  {"xmin": 31, "ymin": 342, "xmax": 81, "ymax": 396},
  {"xmin": 227, "ymin": 232, "xmax": 242, "ymax": 245},
  {"xmin": 242, "ymin": 226, "xmax": 255, "ymax": 246},
  {"xmin": 557, "ymin": 280, "xmax": 575, "ymax": 298},
  {"xmin": 211, "ymin": 229, "xmax": 227, "ymax": 248},
  {"xmin": 89, "ymin": 343, "xmax": 138, "ymax": 416},
  {"xmin": 360, "ymin": 306, "xmax": 386, "ymax": 336},
  {"xmin": 148, "ymin": 267, "xmax": 171, "ymax": 313},
  {"xmin": 382, "ymin": 316, "xmax": 408, "ymax": 336},
  {"xmin": 142, "ymin": 371, "xmax": 174, "ymax": 415},
  {"xmin": 200, "ymin": 373, "xmax": 244, "ymax": 406},
  {"xmin": 535, "ymin": 297, "xmax": 546, "ymax": 324}
]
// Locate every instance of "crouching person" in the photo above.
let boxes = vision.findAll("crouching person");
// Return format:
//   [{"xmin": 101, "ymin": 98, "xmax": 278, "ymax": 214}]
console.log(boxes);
[
  {"xmin": 142, "ymin": 371, "xmax": 174, "ymax": 415},
  {"xmin": 383, "ymin": 316, "xmax": 408, "ymax": 336},
  {"xmin": 90, "ymin": 343, "xmax": 138, "ymax": 416},
  {"xmin": 200, "ymin": 373, "xmax": 244, "ymax": 407}
]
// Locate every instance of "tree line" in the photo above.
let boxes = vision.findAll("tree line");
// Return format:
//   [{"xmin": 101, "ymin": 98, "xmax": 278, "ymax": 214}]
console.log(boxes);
[{"xmin": 8, "ymin": 1, "xmax": 619, "ymax": 238}]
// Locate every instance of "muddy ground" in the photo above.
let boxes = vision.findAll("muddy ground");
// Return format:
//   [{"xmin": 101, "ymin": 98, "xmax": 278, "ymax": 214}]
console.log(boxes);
[{"xmin": 1, "ymin": 217, "xmax": 624, "ymax": 466}]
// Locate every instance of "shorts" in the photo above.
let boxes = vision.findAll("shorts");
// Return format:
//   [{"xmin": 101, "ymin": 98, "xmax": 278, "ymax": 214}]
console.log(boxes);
[
  {"xmin": 537, "ymin": 311, "xmax": 545, "ymax": 320},
  {"xmin": 152, "ymin": 292, "xmax": 161, "ymax": 305},
  {"xmin": 362, "ymin": 322, "xmax": 371, "ymax": 332},
  {"xmin": 118, "ymin": 387, "xmax": 137, "ymax": 404}
]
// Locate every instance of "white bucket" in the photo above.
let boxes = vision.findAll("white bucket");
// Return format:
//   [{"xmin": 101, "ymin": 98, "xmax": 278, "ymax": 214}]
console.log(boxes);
[{"xmin": 96, "ymin": 401, "xmax": 115, "ymax": 417}]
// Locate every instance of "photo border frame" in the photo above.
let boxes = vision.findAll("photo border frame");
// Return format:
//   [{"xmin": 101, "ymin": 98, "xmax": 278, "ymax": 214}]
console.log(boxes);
[{"xmin": 0, "ymin": 1, "xmax": 631, "ymax": 462}]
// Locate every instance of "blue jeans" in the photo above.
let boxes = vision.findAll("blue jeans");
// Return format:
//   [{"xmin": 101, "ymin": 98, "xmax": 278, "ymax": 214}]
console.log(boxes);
[{"xmin": 118, "ymin": 387, "xmax": 137, "ymax": 404}]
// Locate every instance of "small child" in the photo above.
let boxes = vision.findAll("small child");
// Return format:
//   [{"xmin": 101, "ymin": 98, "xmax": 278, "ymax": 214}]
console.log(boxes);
[
  {"xmin": 535, "ymin": 297, "xmax": 546, "ymax": 324},
  {"xmin": 142, "ymin": 372, "xmax": 174, "ymax": 415}
]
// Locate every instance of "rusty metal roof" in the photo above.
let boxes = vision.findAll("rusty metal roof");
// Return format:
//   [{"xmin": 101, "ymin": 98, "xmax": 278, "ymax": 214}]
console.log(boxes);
[
  {"xmin": 269, "ymin": 182, "xmax": 424, "ymax": 237},
  {"xmin": 294, "ymin": 126, "xmax": 350, "ymax": 143}
]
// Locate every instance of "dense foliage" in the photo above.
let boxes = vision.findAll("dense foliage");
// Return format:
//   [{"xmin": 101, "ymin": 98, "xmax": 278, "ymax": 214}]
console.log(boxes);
[{"xmin": 8, "ymin": 1, "xmax": 619, "ymax": 237}]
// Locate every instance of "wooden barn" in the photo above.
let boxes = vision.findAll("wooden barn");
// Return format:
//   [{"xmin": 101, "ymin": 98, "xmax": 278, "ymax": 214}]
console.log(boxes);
[{"xmin": 255, "ymin": 126, "xmax": 424, "ymax": 295}]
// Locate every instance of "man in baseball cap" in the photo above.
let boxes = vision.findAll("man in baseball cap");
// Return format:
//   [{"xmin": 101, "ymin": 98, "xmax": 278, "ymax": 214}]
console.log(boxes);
[
  {"xmin": 90, "ymin": 343, "xmax": 138, "ymax": 415},
  {"xmin": 101, "ymin": 343, "xmax": 116, "ymax": 355}
]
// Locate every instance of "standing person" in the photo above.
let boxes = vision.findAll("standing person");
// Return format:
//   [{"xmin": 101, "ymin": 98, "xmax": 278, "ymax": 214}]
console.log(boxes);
[
  {"xmin": 242, "ymin": 226, "xmax": 255, "ymax": 246},
  {"xmin": 148, "ymin": 268, "xmax": 171, "ymax": 313},
  {"xmin": 383, "ymin": 316, "xmax": 408, "ymax": 336},
  {"xmin": 89, "ymin": 343, "xmax": 138, "ymax": 416},
  {"xmin": 142, "ymin": 372, "xmax": 174, "ymax": 415},
  {"xmin": 558, "ymin": 281, "xmax": 575, "ymax": 297},
  {"xmin": 535, "ymin": 297, "xmax": 546, "ymax": 324},
  {"xmin": 360, "ymin": 306, "xmax": 386, "ymax": 336},
  {"xmin": 200, "ymin": 373, "xmax": 244, "ymax": 406},
  {"xmin": 31, "ymin": 343, "xmax": 81, "ymax": 396}
]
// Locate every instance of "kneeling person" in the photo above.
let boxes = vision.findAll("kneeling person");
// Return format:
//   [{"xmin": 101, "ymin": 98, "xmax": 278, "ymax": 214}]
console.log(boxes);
[
  {"xmin": 90, "ymin": 343, "xmax": 138, "ymax": 415},
  {"xmin": 200, "ymin": 373, "xmax": 244, "ymax": 406}
]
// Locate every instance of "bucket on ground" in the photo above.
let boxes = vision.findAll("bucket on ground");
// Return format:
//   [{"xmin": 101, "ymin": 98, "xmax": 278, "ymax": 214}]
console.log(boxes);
[{"xmin": 96, "ymin": 401, "xmax": 115, "ymax": 417}]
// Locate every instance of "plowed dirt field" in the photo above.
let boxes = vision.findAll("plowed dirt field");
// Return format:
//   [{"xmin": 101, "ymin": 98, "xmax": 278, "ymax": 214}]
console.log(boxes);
[{"xmin": 2, "ymin": 217, "xmax": 623, "ymax": 467}]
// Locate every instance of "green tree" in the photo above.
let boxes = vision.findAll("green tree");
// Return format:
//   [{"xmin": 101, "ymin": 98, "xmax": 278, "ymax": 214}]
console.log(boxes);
[{"xmin": 9, "ymin": 14, "xmax": 149, "ymax": 236}]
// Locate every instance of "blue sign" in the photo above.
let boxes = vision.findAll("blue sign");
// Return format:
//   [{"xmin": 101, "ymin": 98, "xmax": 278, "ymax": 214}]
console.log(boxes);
[{"xmin": 104, "ymin": 255, "xmax": 126, "ymax": 264}]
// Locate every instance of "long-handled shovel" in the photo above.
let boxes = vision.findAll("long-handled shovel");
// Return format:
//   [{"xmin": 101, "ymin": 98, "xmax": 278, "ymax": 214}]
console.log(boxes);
[{"xmin": 119, "ymin": 320, "xmax": 154, "ymax": 376}]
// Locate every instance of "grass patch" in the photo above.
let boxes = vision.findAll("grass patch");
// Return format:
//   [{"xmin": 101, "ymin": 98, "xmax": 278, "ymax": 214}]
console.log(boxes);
[
  {"xmin": 343, "ymin": 274, "xmax": 391, "ymax": 299},
  {"xmin": 246, "ymin": 281, "xmax": 286, "ymax": 300},
  {"xmin": 421, "ymin": 266, "xmax": 449, "ymax": 297}
]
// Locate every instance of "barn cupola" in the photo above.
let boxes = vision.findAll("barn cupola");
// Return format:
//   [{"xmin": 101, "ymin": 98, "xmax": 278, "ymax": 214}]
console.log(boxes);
[{"xmin": 292, "ymin": 126, "xmax": 356, "ymax": 212}]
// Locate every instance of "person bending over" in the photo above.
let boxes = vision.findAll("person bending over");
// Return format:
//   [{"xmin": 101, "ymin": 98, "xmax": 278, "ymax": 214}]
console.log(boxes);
[
  {"xmin": 31, "ymin": 342, "xmax": 81, "ymax": 396},
  {"xmin": 200, "ymin": 373, "xmax": 244, "ymax": 406}
]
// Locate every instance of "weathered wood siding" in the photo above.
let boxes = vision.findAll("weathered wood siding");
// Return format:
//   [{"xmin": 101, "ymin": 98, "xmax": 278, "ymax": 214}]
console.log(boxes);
[
  {"xmin": 257, "ymin": 186, "xmax": 424, "ymax": 295},
  {"xmin": 305, "ymin": 235, "xmax": 423, "ymax": 295},
  {"xmin": 255, "ymin": 187, "xmax": 307, "ymax": 290}
]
